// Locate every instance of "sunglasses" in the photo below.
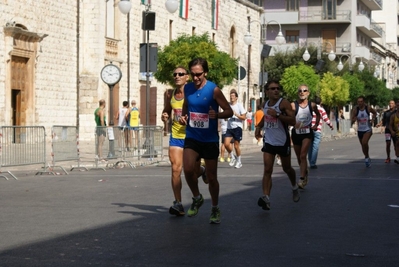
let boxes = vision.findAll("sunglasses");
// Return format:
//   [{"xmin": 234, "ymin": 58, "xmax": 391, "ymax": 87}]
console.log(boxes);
[
  {"xmin": 298, "ymin": 89, "xmax": 309, "ymax": 93},
  {"xmin": 173, "ymin": 72, "xmax": 187, "ymax": 77},
  {"xmin": 190, "ymin": 72, "xmax": 204, "ymax": 77},
  {"xmin": 268, "ymin": 87, "xmax": 280, "ymax": 91}
]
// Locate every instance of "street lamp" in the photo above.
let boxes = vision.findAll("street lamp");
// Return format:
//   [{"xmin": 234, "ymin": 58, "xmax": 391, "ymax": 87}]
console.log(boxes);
[
  {"xmin": 336, "ymin": 54, "xmax": 364, "ymax": 72},
  {"xmin": 243, "ymin": 19, "xmax": 285, "ymax": 103},
  {"xmin": 118, "ymin": 0, "xmax": 132, "ymax": 102},
  {"xmin": 302, "ymin": 41, "xmax": 336, "ymax": 62},
  {"xmin": 118, "ymin": 0, "xmax": 178, "ymax": 156}
]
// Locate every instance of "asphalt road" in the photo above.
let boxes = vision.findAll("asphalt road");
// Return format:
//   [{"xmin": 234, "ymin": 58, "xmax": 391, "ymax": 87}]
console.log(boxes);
[{"xmin": 0, "ymin": 133, "xmax": 398, "ymax": 267}]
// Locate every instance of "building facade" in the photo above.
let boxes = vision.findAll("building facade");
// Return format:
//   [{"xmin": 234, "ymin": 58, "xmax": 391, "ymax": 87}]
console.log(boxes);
[{"xmin": 0, "ymin": 0, "xmax": 263, "ymax": 141}]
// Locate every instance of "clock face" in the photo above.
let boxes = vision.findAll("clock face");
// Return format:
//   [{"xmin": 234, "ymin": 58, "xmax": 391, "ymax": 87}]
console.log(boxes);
[{"xmin": 101, "ymin": 64, "xmax": 122, "ymax": 85}]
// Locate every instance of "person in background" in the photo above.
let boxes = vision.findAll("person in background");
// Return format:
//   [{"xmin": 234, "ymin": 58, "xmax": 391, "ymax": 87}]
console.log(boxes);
[
  {"xmin": 224, "ymin": 90, "xmax": 247, "ymax": 169},
  {"xmin": 127, "ymin": 100, "xmax": 140, "ymax": 150},
  {"xmin": 376, "ymin": 100, "xmax": 396, "ymax": 163},
  {"xmin": 254, "ymin": 104, "xmax": 264, "ymax": 146},
  {"xmin": 218, "ymin": 117, "xmax": 231, "ymax": 163},
  {"xmin": 246, "ymin": 107, "xmax": 253, "ymax": 131},
  {"xmin": 350, "ymin": 96, "xmax": 377, "ymax": 168},
  {"xmin": 308, "ymin": 97, "xmax": 334, "ymax": 169},
  {"xmin": 179, "ymin": 58, "xmax": 233, "ymax": 224},
  {"xmin": 116, "ymin": 100, "xmax": 129, "ymax": 151},
  {"xmin": 388, "ymin": 100, "xmax": 399, "ymax": 164},
  {"xmin": 94, "ymin": 99, "xmax": 107, "ymax": 162}
]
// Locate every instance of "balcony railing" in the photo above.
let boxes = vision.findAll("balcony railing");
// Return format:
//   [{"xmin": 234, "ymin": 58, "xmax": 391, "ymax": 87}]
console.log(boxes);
[
  {"xmin": 371, "ymin": 20, "xmax": 383, "ymax": 37},
  {"xmin": 299, "ymin": 10, "xmax": 351, "ymax": 23}
]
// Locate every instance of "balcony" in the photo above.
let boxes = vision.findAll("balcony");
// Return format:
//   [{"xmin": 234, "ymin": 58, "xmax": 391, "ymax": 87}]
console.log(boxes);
[
  {"xmin": 356, "ymin": 15, "xmax": 383, "ymax": 38},
  {"xmin": 105, "ymin": 37, "xmax": 119, "ymax": 59},
  {"xmin": 269, "ymin": 43, "xmax": 298, "ymax": 56},
  {"xmin": 359, "ymin": 0, "xmax": 383, "ymax": 11},
  {"xmin": 355, "ymin": 46, "xmax": 371, "ymax": 64},
  {"xmin": 263, "ymin": 12, "xmax": 299, "ymax": 25},
  {"xmin": 298, "ymin": 10, "xmax": 351, "ymax": 24}
]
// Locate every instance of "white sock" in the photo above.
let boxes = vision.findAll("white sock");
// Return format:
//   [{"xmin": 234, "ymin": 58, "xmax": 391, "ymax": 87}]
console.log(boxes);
[{"xmin": 237, "ymin": 156, "xmax": 241, "ymax": 162}]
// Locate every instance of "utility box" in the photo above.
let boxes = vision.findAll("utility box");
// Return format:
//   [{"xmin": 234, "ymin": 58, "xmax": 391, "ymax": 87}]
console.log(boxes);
[{"xmin": 139, "ymin": 43, "xmax": 158, "ymax": 73}]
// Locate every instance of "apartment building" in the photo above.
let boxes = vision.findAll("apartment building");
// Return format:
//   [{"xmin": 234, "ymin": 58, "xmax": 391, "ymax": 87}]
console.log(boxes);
[
  {"xmin": 262, "ymin": 0, "xmax": 398, "ymax": 90},
  {"xmin": 0, "ymin": 0, "xmax": 262, "ymax": 141}
]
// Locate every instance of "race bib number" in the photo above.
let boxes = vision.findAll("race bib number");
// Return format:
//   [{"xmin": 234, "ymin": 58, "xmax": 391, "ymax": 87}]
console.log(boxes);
[
  {"xmin": 189, "ymin": 112, "xmax": 209, "ymax": 128},
  {"xmin": 173, "ymin": 108, "xmax": 182, "ymax": 122},
  {"xmin": 295, "ymin": 126, "xmax": 310, "ymax": 134},
  {"xmin": 264, "ymin": 115, "xmax": 278, "ymax": 129},
  {"xmin": 385, "ymin": 133, "xmax": 391, "ymax": 141},
  {"xmin": 358, "ymin": 118, "xmax": 368, "ymax": 127}
]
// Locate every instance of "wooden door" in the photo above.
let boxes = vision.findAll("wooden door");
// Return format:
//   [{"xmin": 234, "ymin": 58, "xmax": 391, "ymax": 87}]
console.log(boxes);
[
  {"xmin": 11, "ymin": 56, "xmax": 28, "ymax": 126},
  {"xmin": 322, "ymin": 30, "xmax": 336, "ymax": 53},
  {"xmin": 140, "ymin": 85, "xmax": 157, "ymax": 126}
]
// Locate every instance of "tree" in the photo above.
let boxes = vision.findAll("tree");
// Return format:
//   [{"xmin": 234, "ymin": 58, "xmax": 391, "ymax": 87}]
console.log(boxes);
[
  {"xmin": 341, "ymin": 73, "xmax": 364, "ymax": 104},
  {"xmin": 154, "ymin": 33, "xmax": 237, "ymax": 88},
  {"xmin": 280, "ymin": 63, "xmax": 320, "ymax": 101},
  {"xmin": 319, "ymin": 72, "xmax": 350, "ymax": 107},
  {"xmin": 392, "ymin": 87, "xmax": 399, "ymax": 102},
  {"xmin": 357, "ymin": 70, "xmax": 392, "ymax": 107}
]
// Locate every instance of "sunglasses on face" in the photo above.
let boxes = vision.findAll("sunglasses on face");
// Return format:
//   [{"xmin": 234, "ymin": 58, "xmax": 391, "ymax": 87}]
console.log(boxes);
[
  {"xmin": 190, "ymin": 72, "xmax": 204, "ymax": 77},
  {"xmin": 173, "ymin": 72, "xmax": 187, "ymax": 77},
  {"xmin": 298, "ymin": 89, "xmax": 308, "ymax": 93},
  {"xmin": 268, "ymin": 87, "xmax": 280, "ymax": 91}
]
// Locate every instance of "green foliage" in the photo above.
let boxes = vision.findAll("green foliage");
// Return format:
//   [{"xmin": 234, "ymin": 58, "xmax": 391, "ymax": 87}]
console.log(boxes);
[
  {"xmin": 280, "ymin": 63, "xmax": 320, "ymax": 101},
  {"xmin": 392, "ymin": 87, "xmax": 399, "ymax": 102},
  {"xmin": 264, "ymin": 47, "xmax": 307, "ymax": 81},
  {"xmin": 319, "ymin": 72, "xmax": 349, "ymax": 106},
  {"xmin": 341, "ymin": 73, "xmax": 365, "ymax": 103},
  {"xmin": 357, "ymin": 70, "xmax": 392, "ymax": 106},
  {"xmin": 154, "ymin": 33, "xmax": 237, "ymax": 89}
]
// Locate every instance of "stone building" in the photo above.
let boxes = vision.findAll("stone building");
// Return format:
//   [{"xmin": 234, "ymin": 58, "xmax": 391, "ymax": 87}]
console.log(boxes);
[{"xmin": 0, "ymin": 0, "xmax": 263, "ymax": 141}]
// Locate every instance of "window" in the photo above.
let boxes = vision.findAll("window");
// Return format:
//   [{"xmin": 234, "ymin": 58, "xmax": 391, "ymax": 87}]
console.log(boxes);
[
  {"xmin": 285, "ymin": 30, "xmax": 299, "ymax": 43},
  {"xmin": 286, "ymin": 0, "xmax": 299, "ymax": 11},
  {"xmin": 106, "ymin": 0, "xmax": 115, "ymax": 38},
  {"xmin": 248, "ymin": 0, "xmax": 263, "ymax": 7}
]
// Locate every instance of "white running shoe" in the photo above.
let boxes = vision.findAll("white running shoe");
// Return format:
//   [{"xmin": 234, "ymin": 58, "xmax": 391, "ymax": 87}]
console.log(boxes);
[
  {"xmin": 229, "ymin": 158, "xmax": 236, "ymax": 167},
  {"xmin": 276, "ymin": 157, "xmax": 282, "ymax": 166},
  {"xmin": 234, "ymin": 161, "xmax": 242, "ymax": 169}
]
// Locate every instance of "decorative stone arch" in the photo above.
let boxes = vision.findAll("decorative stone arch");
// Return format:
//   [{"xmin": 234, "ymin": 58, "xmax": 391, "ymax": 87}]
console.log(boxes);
[{"xmin": 3, "ymin": 24, "xmax": 47, "ymax": 126}]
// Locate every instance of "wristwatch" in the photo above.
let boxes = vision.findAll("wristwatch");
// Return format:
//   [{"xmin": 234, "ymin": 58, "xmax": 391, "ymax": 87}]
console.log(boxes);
[{"xmin": 276, "ymin": 112, "xmax": 280, "ymax": 118}]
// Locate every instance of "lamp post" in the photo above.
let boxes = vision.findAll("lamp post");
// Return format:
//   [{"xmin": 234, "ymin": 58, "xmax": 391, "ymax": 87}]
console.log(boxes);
[
  {"xmin": 243, "ymin": 19, "xmax": 285, "ymax": 103},
  {"xmin": 302, "ymin": 41, "xmax": 336, "ymax": 62},
  {"xmin": 336, "ymin": 54, "xmax": 364, "ymax": 72},
  {"xmin": 118, "ymin": 0, "xmax": 132, "ymax": 102}
]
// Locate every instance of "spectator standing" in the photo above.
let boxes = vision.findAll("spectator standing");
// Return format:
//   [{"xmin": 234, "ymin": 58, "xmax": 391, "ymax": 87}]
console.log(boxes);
[
  {"xmin": 246, "ymin": 107, "xmax": 253, "ymax": 131},
  {"xmin": 127, "ymin": 100, "xmax": 140, "ymax": 150},
  {"xmin": 388, "ymin": 100, "xmax": 399, "ymax": 164},
  {"xmin": 94, "ymin": 99, "xmax": 107, "ymax": 162},
  {"xmin": 308, "ymin": 97, "xmax": 334, "ymax": 169},
  {"xmin": 116, "ymin": 100, "xmax": 129, "ymax": 151}
]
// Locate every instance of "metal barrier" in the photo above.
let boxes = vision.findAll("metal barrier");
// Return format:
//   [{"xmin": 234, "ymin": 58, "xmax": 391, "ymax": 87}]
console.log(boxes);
[
  {"xmin": 94, "ymin": 125, "xmax": 164, "ymax": 168},
  {"xmin": 0, "ymin": 126, "xmax": 47, "ymax": 180},
  {"xmin": 49, "ymin": 125, "xmax": 88, "ymax": 174}
]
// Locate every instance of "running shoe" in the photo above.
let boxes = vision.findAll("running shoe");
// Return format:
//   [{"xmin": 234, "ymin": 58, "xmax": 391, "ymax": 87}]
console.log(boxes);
[
  {"xmin": 385, "ymin": 158, "xmax": 391, "ymax": 163},
  {"xmin": 200, "ymin": 165, "xmax": 208, "ymax": 184},
  {"xmin": 298, "ymin": 176, "xmax": 308, "ymax": 189},
  {"xmin": 209, "ymin": 207, "xmax": 221, "ymax": 224},
  {"xmin": 257, "ymin": 196, "xmax": 270, "ymax": 210},
  {"xmin": 276, "ymin": 157, "xmax": 282, "ymax": 166},
  {"xmin": 365, "ymin": 158, "xmax": 371, "ymax": 168},
  {"xmin": 227, "ymin": 157, "xmax": 231, "ymax": 163},
  {"xmin": 293, "ymin": 188, "xmax": 300, "ymax": 202},
  {"xmin": 394, "ymin": 159, "xmax": 399, "ymax": 164},
  {"xmin": 187, "ymin": 194, "xmax": 204, "ymax": 217},
  {"xmin": 229, "ymin": 158, "xmax": 236, "ymax": 167},
  {"xmin": 234, "ymin": 161, "xmax": 242, "ymax": 169},
  {"xmin": 219, "ymin": 157, "xmax": 225, "ymax": 163},
  {"xmin": 169, "ymin": 201, "xmax": 185, "ymax": 216}
]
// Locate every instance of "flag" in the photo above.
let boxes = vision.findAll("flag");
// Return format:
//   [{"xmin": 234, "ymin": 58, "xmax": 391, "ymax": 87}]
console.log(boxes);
[
  {"xmin": 179, "ymin": 0, "xmax": 189, "ymax": 19},
  {"xmin": 212, "ymin": 0, "xmax": 219, "ymax": 30}
]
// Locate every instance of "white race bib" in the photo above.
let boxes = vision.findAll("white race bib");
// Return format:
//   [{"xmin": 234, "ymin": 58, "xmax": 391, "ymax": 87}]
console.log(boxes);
[
  {"xmin": 189, "ymin": 112, "xmax": 209, "ymax": 128},
  {"xmin": 295, "ymin": 126, "xmax": 310, "ymax": 134},
  {"xmin": 264, "ymin": 115, "xmax": 278, "ymax": 129}
]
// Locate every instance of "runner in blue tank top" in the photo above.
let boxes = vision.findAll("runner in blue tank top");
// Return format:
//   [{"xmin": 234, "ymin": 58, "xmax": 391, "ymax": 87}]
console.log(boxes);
[{"xmin": 179, "ymin": 58, "xmax": 233, "ymax": 224}]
